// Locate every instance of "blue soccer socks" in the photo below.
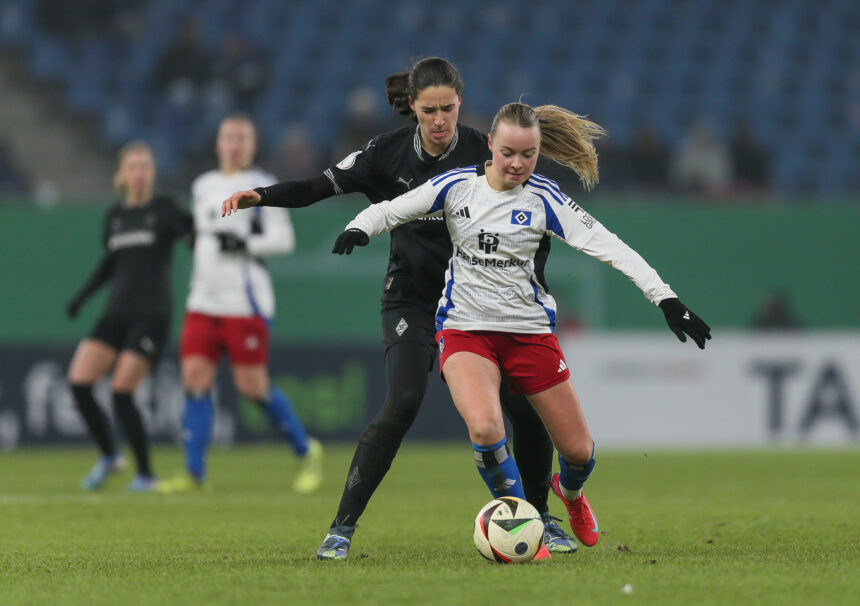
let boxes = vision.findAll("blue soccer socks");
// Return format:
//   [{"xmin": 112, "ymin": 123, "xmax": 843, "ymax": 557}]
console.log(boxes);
[
  {"xmin": 473, "ymin": 437, "xmax": 525, "ymax": 500},
  {"xmin": 182, "ymin": 391, "xmax": 214, "ymax": 480},
  {"xmin": 259, "ymin": 387, "xmax": 309, "ymax": 456},
  {"xmin": 558, "ymin": 442, "xmax": 596, "ymax": 496}
]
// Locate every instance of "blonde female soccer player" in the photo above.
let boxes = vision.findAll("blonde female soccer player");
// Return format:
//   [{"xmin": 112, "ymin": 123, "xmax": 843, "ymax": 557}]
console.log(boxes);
[
  {"xmin": 66, "ymin": 141, "xmax": 192, "ymax": 491},
  {"xmin": 223, "ymin": 59, "xmax": 574, "ymax": 560},
  {"xmin": 332, "ymin": 102, "xmax": 711, "ymax": 547}
]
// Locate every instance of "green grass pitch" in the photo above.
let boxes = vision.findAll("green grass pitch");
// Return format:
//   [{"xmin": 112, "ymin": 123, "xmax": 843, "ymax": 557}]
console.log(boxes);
[{"xmin": 1, "ymin": 445, "xmax": 857, "ymax": 605}]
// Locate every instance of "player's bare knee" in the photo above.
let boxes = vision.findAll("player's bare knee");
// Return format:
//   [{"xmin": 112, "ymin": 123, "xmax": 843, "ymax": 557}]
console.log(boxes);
[
  {"xmin": 182, "ymin": 361, "xmax": 213, "ymax": 393},
  {"xmin": 560, "ymin": 440, "xmax": 593, "ymax": 465},
  {"xmin": 469, "ymin": 419, "xmax": 505, "ymax": 446},
  {"xmin": 236, "ymin": 381, "xmax": 267, "ymax": 401}
]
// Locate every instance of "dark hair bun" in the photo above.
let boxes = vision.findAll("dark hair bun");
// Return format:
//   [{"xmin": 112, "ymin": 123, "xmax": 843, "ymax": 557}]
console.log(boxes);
[{"xmin": 385, "ymin": 71, "xmax": 413, "ymax": 117}]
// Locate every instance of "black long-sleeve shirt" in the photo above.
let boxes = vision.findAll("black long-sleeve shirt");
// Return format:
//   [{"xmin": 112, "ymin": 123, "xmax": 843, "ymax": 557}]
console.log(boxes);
[
  {"xmin": 257, "ymin": 124, "xmax": 551, "ymax": 312},
  {"xmin": 71, "ymin": 196, "xmax": 193, "ymax": 317}
]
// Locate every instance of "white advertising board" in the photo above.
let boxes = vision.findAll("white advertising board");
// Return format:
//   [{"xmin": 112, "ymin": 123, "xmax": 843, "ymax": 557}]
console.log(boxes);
[{"xmin": 559, "ymin": 332, "xmax": 860, "ymax": 447}]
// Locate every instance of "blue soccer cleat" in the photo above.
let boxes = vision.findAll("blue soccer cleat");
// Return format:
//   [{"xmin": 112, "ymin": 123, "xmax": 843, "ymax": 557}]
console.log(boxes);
[
  {"xmin": 80, "ymin": 454, "xmax": 126, "ymax": 491},
  {"xmin": 541, "ymin": 512, "xmax": 578, "ymax": 553},
  {"xmin": 127, "ymin": 475, "xmax": 159, "ymax": 492},
  {"xmin": 316, "ymin": 525, "xmax": 356, "ymax": 560}
]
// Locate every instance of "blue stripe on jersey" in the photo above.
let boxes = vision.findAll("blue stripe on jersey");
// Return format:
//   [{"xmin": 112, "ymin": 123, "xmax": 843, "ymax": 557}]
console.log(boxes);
[
  {"xmin": 528, "ymin": 172, "xmax": 564, "ymax": 195},
  {"xmin": 431, "ymin": 165, "xmax": 477, "ymax": 186},
  {"xmin": 428, "ymin": 178, "xmax": 467, "ymax": 214},
  {"xmin": 435, "ymin": 258, "xmax": 457, "ymax": 331},
  {"xmin": 530, "ymin": 278, "xmax": 556, "ymax": 332},
  {"xmin": 242, "ymin": 264, "xmax": 271, "ymax": 327},
  {"xmin": 527, "ymin": 179, "xmax": 566, "ymax": 205},
  {"xmin": 536, "ymin": 194, "xmax": 566, "ymax": 239}
]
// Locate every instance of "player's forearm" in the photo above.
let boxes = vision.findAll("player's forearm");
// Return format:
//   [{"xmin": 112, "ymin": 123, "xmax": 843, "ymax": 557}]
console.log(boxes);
[
  {"xmin": 346, "ymin": 195, "xmax": 435, "ymax": 237},
  {"xmin": 577, "ymin": 225, "xmax": 676, "ymax": 305},
  {"xmin": 254, "ymin": 175, "xmax": 335, "ymax": 209},
  {"xmin": 246, "ymin": 227, "xmax": 295, "ymax": 257},
  {"xmin": 71, "ymin": 255, "xmax": 113, "ymax": 304}
]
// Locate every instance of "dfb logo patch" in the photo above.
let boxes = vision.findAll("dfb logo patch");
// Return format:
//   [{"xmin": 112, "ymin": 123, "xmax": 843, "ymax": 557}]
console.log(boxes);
[
  {"xmin": 477, "ymin": 230, "xmax": 500, "ymax": 253},
  {"xmin": 511, "ymin": 210, "xmax": 532, "ymax": 226}
]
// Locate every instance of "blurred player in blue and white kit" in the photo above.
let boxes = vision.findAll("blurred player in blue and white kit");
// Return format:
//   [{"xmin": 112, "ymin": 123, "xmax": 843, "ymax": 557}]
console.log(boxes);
[
  {"xmin": 158, "ymin": 115, "xmax": 322, "ymax": 494},
  {"xmin": 333, "ymin": 102, "xmax": 711, "ymax": 548}
]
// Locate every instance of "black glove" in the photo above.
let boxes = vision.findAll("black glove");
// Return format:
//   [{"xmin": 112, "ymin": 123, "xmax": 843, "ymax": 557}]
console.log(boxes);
[
  {"xmin": 215, "ymin": 232, "xmax": 247, "ymax": 252},
  {"xmin": 659, "ymin": 297, "xmax": 712, "ymax": 349},
  {"xmin": 332, "ymin": 229, "xmax": 369, "ymax": 255},
  {"xmin": 66, "ymin": 298, "xmax": 82, "ymax": 319}
]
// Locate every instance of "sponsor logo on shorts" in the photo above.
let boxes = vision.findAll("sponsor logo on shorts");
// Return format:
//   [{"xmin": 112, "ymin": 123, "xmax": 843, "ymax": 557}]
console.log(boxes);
[
  {"xmin": 438, "ymin": 337, "xmax": 444, "ymax": 354},
  {"xmin": 244, "ymin": 335, "xmax": 260, "ymax": 351},
  {"xmin": 140, "ymin": 336, "xmax": 155, "ymax": 355},
  {"xmin": 395, "ymin": 318, "xmax": 408, "ymax": 336},
  {"xmin": 558, "ymin": 359, "xmax": 568, "ymax": 373}
]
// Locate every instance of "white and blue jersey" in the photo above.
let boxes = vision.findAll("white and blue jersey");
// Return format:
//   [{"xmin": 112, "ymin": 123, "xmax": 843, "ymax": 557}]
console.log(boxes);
[
  {"xmin": 345, "ymin": 163, "xmax": 676, "ymax": 334},
  {"xmin": 187, "ymin": 168, "xmax": 295, "ymax": 319}
]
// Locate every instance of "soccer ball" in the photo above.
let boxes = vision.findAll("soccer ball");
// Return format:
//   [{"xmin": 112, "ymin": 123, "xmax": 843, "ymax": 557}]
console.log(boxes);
[{"xmin": 473, "ymin": 496, "xmax": 544, "ymax": 563}]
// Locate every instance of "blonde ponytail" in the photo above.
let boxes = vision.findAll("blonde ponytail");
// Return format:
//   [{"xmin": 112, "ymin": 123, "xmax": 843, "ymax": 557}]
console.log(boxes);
[{"xmin": 490, "ymin": 103, "xmax": 606, "ymax": 191}]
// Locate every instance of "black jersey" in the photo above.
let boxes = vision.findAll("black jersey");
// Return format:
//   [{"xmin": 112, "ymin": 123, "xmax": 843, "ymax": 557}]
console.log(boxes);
[
  {"xmin": 324, "ymin": 124, "xmax": 494, "ymax": 309},
  {"xmin": 259, "ymin": 123, "xmax": 551, "ymax": 311},
  {"xmin": 73, "ymin": 196, "xmax": 192, "ymax": 318}
]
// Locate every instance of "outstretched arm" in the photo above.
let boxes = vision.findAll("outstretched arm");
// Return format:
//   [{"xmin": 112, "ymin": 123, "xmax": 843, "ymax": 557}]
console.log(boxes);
[
  {"xmin": 332, "ymin": 181, "xmax": 441, "ymax": 255},
  {"xmin": 550, "ymin": 197, "xmax": 711, "ymax": 348},
  {"xmin": 222, "ymin": 175, "xmax": 334, "ymax": 216},
  {"xmin": 224, "ymin": 138, "xmax": 383, "ymax": 216},
  {"xmin": 66, "ymin": 254, "xmax": 113, "ymax": 319}
]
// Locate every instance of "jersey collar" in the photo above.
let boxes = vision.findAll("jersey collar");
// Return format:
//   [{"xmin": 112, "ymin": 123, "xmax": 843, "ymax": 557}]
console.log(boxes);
[{"xmin": 413, "ymin": 125, "xmax": 460, "ymax": 163}]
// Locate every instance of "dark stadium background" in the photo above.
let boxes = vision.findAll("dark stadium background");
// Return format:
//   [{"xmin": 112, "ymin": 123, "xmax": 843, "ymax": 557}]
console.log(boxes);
[{"xmin": 0, "ymin": 0, "xmax": 857, "ymax": 449}]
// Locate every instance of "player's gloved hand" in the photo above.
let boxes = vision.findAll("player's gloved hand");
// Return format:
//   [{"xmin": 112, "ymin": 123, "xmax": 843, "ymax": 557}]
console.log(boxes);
[
  {"xmin": 215, "ymin": 232, "xmax": 247, "ymax": 252},
  {"xmin": 332, "ymin": 229, "xmax": 369, "ymax": 255},
  {"xmin": 66, "ymin": 298, "xmax": 82, "ymax": 319},
  {"xmin": 659, "ymin": 297, "xmax": 712, "ymax": 349}
]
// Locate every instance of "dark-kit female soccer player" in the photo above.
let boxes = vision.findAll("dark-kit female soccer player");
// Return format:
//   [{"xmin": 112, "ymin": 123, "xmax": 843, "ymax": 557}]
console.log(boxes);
[
  {"xmin": 332, "ymin": 102, "xmax": 711, "ymax": 547},
  {"xmin": 66, "ymin": 141, "xmax": 193, "ymax": 491},
  {"xmin": 222, "ymin": 58, "xmax": 574, "ymax": 559}
]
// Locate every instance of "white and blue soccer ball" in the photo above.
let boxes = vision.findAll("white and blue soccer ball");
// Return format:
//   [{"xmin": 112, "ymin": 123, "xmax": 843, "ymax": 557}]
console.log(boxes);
[{"xmin": 473, "ymin": 496, "xmax": 544, "ymax": 563}]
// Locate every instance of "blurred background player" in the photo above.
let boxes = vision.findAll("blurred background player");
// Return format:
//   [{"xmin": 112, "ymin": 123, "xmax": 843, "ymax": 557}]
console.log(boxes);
[
  {"xmin": 333, "ymin": 101, "xmax": 711, "ymax": 547},
  {"xmin": 222, "ymin": 58, "xmax": 575, "ymax": 559},
  {"xmin": 157, "ymin": 114, "xmax": 322, "ymax": 494},
  {"xmin": 66, "ymin": 141, "xmax": 192, "ymax": 491}
]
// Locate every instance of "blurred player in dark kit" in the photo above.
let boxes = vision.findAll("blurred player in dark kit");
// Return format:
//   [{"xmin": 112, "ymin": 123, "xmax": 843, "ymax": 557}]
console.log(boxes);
[{"xmin": 67, "ymin": 141, "xmax": 192, "ymax": 491}]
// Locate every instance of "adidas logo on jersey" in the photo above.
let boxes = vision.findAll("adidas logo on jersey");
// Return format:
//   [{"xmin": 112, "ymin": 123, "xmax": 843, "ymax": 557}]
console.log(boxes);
[
  {"xmin": 454, "ymin": 206, "xmax": 471, "ymax": 218},
  {"xmin": 558, "ymin": 359, "xmax": 568, "ymax": 373}
]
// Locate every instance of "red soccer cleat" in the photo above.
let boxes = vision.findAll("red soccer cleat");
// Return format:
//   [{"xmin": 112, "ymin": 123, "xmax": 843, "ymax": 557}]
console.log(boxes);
[
  {"xmin": 551, "ymin": 473, "xmax": 599, "ymax": 547},
  {"xmin": 534, "ymin": 543, "xmax": 552, "ymax": 561}
]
